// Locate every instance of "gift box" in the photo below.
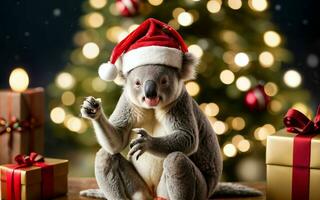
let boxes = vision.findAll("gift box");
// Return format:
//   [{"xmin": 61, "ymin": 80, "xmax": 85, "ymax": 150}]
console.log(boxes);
[
  {"xmin": 266, "ymin": 106, "xmax": 320, "ymax": 200},
  {"xmin": 0, "ymin": 88, "xmax": 44, "ymax": 164},
  {"xmin": 0, "ymin": 153, "xmax": 68, "ymax": 200}
]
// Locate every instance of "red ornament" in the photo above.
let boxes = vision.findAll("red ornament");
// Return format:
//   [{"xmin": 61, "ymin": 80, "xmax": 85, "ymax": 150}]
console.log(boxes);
[
  {"xmin": 116, "ymin": 0, "xmax": 140, "ymax": 17},
  {"xmin": 244, "ymin": 84, "xmax": 270, "ymax": 111}
]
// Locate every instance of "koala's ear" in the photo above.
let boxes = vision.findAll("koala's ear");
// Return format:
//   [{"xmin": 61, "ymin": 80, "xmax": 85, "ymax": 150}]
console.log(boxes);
[
  {"xmin": 113, "ymin": 70, "xmax": 126, "ymax": 86},
  {"xmin": 180, "ymin": 52, "xmax": 199, "ymax": 81}
]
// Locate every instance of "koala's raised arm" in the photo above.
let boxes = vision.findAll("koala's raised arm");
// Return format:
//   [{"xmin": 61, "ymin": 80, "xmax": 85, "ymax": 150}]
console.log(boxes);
[
  {"xmin": 81, "ymin": 94, "xmax": 134, "ymax": 154},
  {"xmin": 150, "ymin": 91, "xmax": 199, "ymax": 157}
]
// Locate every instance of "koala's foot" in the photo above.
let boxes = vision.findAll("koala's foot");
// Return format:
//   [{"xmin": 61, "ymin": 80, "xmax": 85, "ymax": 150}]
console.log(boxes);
[
  {"xmin": 95, "ymin": 148, "xmax": 153, "ymax": 200},
  {"xmin": 80, "ymin": 189, "xmax": 106, "ymax": 199},
  {"xmin": 80, "ymin": 96, "xmax": 102, "ymax": 120},
  {"xmin": 162, "ymin": 152, "xmax": 208, "ymax": 200}
]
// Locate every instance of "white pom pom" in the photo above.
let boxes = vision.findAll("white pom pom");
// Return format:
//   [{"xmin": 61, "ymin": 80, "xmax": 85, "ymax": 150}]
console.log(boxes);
[{"xmin": 98, "ymin": 62, "xmax": 118, "ymax": 81}]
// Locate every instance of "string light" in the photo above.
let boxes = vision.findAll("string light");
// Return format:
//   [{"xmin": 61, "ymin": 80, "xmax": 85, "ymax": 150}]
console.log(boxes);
[
  {"xmin": 89, "ymin": 0, "xmax": 107, "ymax": 9},
  {"xmin": 207, "ymin": 0, "xmax": 222, "ymax": 13},
  {"xmin": 248, "ymin": 0, "xmax": 268, "ymax": 12},
  {"xmin": 55, "ymin": 72, "xmax": 75, "ymax": 90},
  {"xmin": 213, "ymin": 121, "xmax": 227, "ymax": 135},
  {"xmin": 228, "ymin": 0, "xmax": 242, "ymax": 10},
  {"xmin": 61, "ymin": 91, "xmax": 76, "ymax": 106},
  {"xmin": 148, "ymin": 0, "xmax": 163, "ymax": 6},
  {"xmin": 283, "ymin": 70, "xmax": 302, "ymax": 88},
  {"xmin": 188, "ymin": 44, "xmax": 203, "ymax": 58},
  {"xmin": 50, "ymin": 107, "xmax": 66, "ymax": 124},
  {"xmin": 223, "ymin": 144, "xmax": 237, "ymax": 157},
  {"xmin": 236, "ymin": 76, "xmax": 251, "ymax": 91},
  {"xmin": 264, "ymin": 82, "xmax": 278, "ymax": 96},
  {"xmin": 234, "ymin": 52, "xmax": 249, "ymax": 67},
  {"xmin": 264, "ymin": 31, "xmax": 281, "ymax": 47},
  {"xmin": 82, "ymin": 42, "xmax": 100, "ymax": 59},
  {"xmin": 220, "ymin": 70, "xmax": 235, "ymax": 85},
  {"xmin": 185, "ymin": 81, "xmax": 200, "ymax": 96},
  {"xmin": 177, "ymin": 12, "xmax": 194, "ymax": 26},
  {"xmin": 259, "ymin": 51, "xmax": 274, "ymax": 67},
  {"xmin": 205, "ymin": 103, "xmax": 219, "ymax": 117},
  {"xmin": 231, "ymin": 117, "xmax": 246, "ymax": 130}
]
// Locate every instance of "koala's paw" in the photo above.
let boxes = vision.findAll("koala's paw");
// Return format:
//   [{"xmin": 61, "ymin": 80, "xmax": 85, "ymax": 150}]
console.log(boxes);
[{"xmin": 80, "ymin": 96, "xmax": 102, "ymax": 120}]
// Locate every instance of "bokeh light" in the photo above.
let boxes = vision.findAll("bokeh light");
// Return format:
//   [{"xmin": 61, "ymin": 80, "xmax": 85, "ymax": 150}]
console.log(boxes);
[
  {"xmin": 237, "ymin": 140, "xmax": 250, "ymax": 152},
  {"xmin": 89, "ymin": 0, "xmax": 107, "ymax": 9},
  {"xmin": 223, "ymin": 144, "xmax": 237, "ymax": 157},
  {"xmin": 264, "ymin": 82, "xmax": 278, "ymax": 96},
  {"xmin": 213, "ymin": 121, "xmax": 227, "ymax": 135},
  {"xmin": 186, "ymin": 81, "xmax": 200, "ymax": 96},
  {"xmin": 228, "ymin": 0, "xmax": 242, "ymax": 10},
  {"xmin": 177, "ymin": 12, "xmax": 194, "ymax": 26},
  {"xmin": 188, "ymin": 44, "xmax": 203, "ymax": 58},
  {"xmin": 236, "ymin": 76, "xmax": 251, "ymax": 91},
  {"xmin": 87, "ymin": 12, "xmax": 104, "ymax": 28},
  {"xmin": 264, "ymin": 31, "xmax": 281, "ymax": 47},
  {"xmin": 205, "ymin": 103, "xmax": 220, "ymax": 117},
  {"xmin": 234, "ymin": 52, "xmax": 249, "ymax": 67},
  {"xmin": 82, "ymin": 42, "xmax": 100, "ymax": 59},
  {"xmin": 231, "ymin": 117, "xmax": 246, "ymax": 130},
  {"xmin": 259, "ymin": 51, "xmax": 274, "ymax": 67},
  {"xmin": 248, "ymin": 0, "xmax": 268, "ymax": 12},
  {"xmin": 148, "ymin": 0, "xmax": 163, "ymax": 6},
  {"xmin": 50, "ymin": 107, "xmax": 66, "ymax": 124},
  {"xmin": 55, "ymin": 72, "xmax": 75, "ymax": 90},
  {"xmin": 61, "ymin": 91, "xmax": 76, "ymax": 106},
  {"xmin": 207, "ymin": 0, "xmax": 222, "ymax": 13},
  {"xmin": 9, "ymin": 68, "xmax": 29, "ymax": 92},
  {"xmin": 283, "ymin": 70, "xmax": 302, "ymax": 88},
  {"xmin": 220, "ymin": 70, "xmax": 235, "ymax": 85}
]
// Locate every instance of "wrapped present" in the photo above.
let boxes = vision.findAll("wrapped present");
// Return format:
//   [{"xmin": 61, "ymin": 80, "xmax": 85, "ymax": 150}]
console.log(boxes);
[
  {"xmin": 266, "ymin": 106, "xmax": 320, "ymax": 200},
  {"xmin": 0, "ymin": 88, "xmax": 44, "ymax": 164},
  {"xmin": 0, "ymin": 153, "xmax": 68, "ymax": 200}
]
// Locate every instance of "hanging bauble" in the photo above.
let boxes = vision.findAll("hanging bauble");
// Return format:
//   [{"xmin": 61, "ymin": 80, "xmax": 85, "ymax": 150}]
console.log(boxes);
[
  {"xmin": 244, "ymin": 84, "xmax": 270, "ymax": 111},
  {"xmin": 116, "ymin": 0, "xmax": 140, "ymax": 17}
]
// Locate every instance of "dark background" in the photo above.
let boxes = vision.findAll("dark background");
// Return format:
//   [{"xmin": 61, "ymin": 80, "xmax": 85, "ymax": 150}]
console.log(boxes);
[{"xmin": 0, "ymin": 0, "xmax": 319, "ymax": 100}]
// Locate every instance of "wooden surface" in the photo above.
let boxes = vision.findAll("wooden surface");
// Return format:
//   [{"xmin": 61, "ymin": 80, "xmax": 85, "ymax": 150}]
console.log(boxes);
[{"xmin": 54, "ymin": 177, "xmax": 266, "ymax": 200}]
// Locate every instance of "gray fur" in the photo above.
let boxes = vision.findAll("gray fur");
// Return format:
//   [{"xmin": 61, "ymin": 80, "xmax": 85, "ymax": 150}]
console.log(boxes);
[{"xmin": 80, "ymin": 54, "xmax": 260, "ymax": 199}]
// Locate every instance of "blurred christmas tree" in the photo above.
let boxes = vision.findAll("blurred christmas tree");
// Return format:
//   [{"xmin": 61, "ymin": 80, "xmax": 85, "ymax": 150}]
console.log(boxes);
[{"xmin": 48, "ymin": 0, "xmax": 311, "ymax": 180}]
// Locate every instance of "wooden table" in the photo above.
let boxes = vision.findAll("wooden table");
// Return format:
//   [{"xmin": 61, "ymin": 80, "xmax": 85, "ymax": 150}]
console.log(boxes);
[{"xmin": 55, "ymin": 178, "xmax": 266, "ymax": 200}]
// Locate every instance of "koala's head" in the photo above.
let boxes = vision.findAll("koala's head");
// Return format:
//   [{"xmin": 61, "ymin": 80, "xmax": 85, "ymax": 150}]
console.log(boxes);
[{"xmin": 122, "ymin": 52, "xmax": 198, "ymax": 109}]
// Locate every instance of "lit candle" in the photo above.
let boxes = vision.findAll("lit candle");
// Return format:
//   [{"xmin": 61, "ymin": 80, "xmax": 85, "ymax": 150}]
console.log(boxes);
[{"xmin": 0, "ymin": 68, "xmax": 44, "ymax": 164}]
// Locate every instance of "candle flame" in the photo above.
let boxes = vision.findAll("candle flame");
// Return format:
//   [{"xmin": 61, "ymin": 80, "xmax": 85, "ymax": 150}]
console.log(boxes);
[{"xmin": 9, "ymin": 68, "xmax": 29, "ymax": 92}]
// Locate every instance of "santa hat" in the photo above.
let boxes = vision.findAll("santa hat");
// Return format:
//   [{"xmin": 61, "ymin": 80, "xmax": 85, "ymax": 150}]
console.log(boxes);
[{"xmin": 98, "ymin": 18, "xmax": 189, "ymax": 81}]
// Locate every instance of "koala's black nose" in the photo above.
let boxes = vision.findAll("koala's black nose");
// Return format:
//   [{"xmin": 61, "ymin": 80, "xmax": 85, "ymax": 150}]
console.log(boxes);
[{"xmin": 144, "ymin": 80, "xmax": 157, "ymax": 98}]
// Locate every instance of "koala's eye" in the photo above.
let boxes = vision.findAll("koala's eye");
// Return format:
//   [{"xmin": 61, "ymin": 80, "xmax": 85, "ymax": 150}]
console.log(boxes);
[
  {"xmin": 161, "ymin": 77, "xmax": 168, "ymax": 85},
  {"xmin": 135, "ymin": 80, "xmax": 141, "ymax": 86}
]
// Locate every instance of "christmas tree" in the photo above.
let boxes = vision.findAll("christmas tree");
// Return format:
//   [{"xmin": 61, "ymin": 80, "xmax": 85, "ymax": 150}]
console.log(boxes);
[{"xmin": 48, "ymin": 0, "xmax": 310, "ymax": 180}]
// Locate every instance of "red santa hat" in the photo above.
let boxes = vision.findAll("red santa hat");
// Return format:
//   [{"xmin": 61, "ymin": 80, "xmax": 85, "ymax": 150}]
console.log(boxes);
[{"xmin": 98, "ymin": 18, "xmax": 189, "ymax": 81}]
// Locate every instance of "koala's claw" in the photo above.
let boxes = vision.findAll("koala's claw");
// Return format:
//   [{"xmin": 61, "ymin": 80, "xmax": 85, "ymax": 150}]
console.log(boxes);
[
  {"xmin": 128, "ymin": 128, "xmax": 151, "ymax": 160},
  {"xmin": 80, "ymin": 96, "xmax": 102, "ymax": 120}
]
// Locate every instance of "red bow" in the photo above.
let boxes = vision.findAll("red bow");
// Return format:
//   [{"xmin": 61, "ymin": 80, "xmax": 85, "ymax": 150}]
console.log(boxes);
[
  {"xmin": 14, "ymin": 152, "xmax": 44, "ymax": 167},
  {"xmin": 284, "ymin": 105, "xmax": 320, "ymax": 135}
]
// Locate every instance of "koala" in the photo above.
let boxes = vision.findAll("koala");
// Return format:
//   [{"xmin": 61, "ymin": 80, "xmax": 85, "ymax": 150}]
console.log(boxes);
[{"xmin": 80, "ymin": 52, "xmax": 223, "ymax": 200}]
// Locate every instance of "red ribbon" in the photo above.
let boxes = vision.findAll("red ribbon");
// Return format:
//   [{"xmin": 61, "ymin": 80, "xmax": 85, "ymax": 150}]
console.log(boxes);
[
  {"xmin": 4, "ymin": 152, "xmax": 54, "ymax": 200},
  {"xmin": 284, "ymin": 106, "xmax": 320, "ymax": 200}
]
